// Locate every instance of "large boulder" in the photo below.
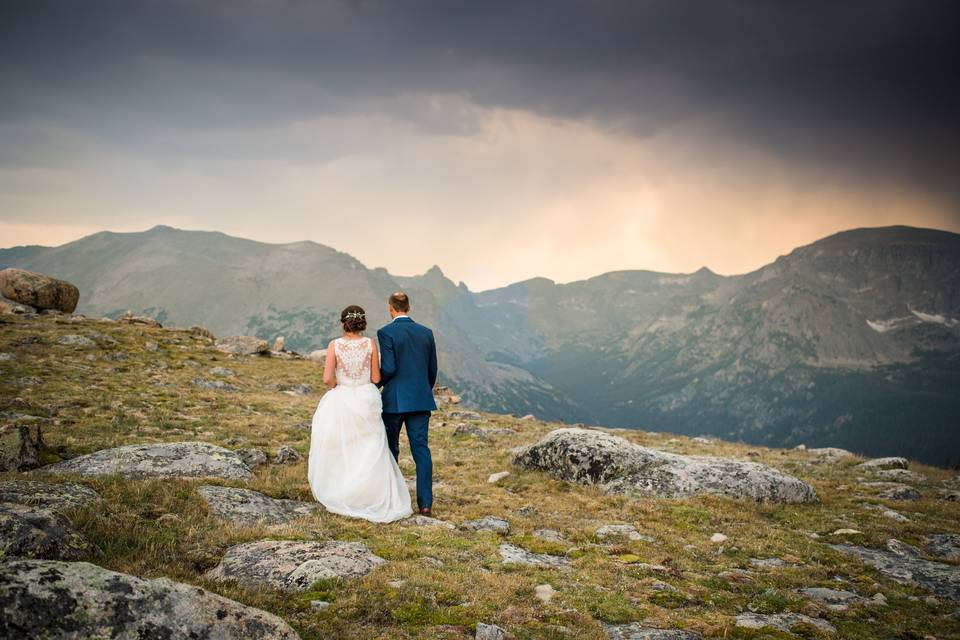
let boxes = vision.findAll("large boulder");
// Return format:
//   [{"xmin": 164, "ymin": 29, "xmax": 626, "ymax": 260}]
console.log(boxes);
[
  {"xmin": 0, "ymin": 558, "xmax": 300, "ymax": 639},
  {"xmin": 0, "ymin": 480, "xmax": 100, "ymax": 511},
  {"xmin": 205, "ymin": 539, "xmax": 386, "ymax": 592},
  {"xmin": 0, "ymin": 423, "xmax": 44, "ymax": 471},
  {"xmin": 831, "ymin": 539, "xmax": 960, "ymax": 603},
  {"xmin": 197, "ymin": 485, "xmax": 321, "ymax": 526},
  {"xmin": 215, "ymin": 335, "xmax": 270, "ymax": 356},
  {"xmin": 0, "ymin": 268, "xmax": 79, "ymax": 313},
  {"xmin": 513, "ymin": 428, "xmax": 817, "ymax": 503},
  {"xmin": 0, "ymin": 502, "xmax": 98, "ymax": 560},
  {"xmin": 34, "ymin": 441, "xmax": 253, "ymax": 480}
]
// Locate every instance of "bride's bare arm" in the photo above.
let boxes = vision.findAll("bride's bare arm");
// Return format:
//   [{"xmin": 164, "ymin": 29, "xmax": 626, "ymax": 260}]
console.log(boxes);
[
  {"xmin": 369, "ymin": 339, "xmax": 381, "ymax": 385},
  {"xmin": 323, "ymin": 341, "xmax": 337, "ymax": 387}
]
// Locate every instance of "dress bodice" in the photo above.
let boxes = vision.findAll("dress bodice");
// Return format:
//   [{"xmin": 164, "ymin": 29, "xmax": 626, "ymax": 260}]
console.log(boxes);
[{"xmin": 334, "ymin": 337, "xmax": 372, "ymax": 386}]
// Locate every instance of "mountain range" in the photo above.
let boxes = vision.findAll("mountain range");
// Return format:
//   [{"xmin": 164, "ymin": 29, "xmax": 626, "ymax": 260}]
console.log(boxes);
[{"xmin": 3, "ymin": 224, "xmax": 958, "ymax": 465}]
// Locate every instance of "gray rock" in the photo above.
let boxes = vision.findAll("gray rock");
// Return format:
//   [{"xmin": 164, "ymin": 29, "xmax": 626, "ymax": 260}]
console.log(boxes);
[
  {"xmin": 808, "ymin": 447, "xmax": 855, "ymax": 461},
  {"xmin": 0, "ymin": 352, "xmax": 11, "ymax": 361},
  {"xmin": 0, "ymin": 268, "xmax": 79, "ymax": 313},
  {"xmin": 603, "ymin": 622, "xmax": 702, "ymax": 639},
  {"xmin": 210, "ymin": 366, "xmax": 236, "ymax": 377},
  {"xmin": 0, "ymin": 502, "xmax": 98, "ymax": 560},
  {"xmin": 274, "ymin": 446, "xmax": 302, "ymax": 464},
  {"xmin": 55, "ymin": 334, "xmax": 97, "ymax": 348},
  {"xmin": 874, "ymin": 469, "xmax": 926, "ymax": 483},
  {"xmin": 454, "ymin": 423, "xmax": 516, "ymax": 439},
  {"xmin": 877, "ymin": 484, "xmax": 921, "ymax": 502},
  {"xmin": 513, "ymin": 428, "xmax": 817, "ymax": 503},
  {"xmin": 831, "ymin": 539, "xmax": 960, "ymax": 602},
  {"xmin": 499, "ymin": 543, "xmax": 570, "ymax": 569},
  {"xmin": 924, "ymin": 534, "xmax": 960, "ymax": 561},
  {"xmin": 238, "ymin": 447, "xmax": 268, "ymax": 468},
  {"xmin": 192, "ymin": 377, "xmax": 239, "ymax": 392},
  {"xmin": 119, "ymin": 312, "xmax": 162, "ymax": 327},
  {"xmin": 215, "ymin": 335, "xmax": 269, "ymax": 356},
  {"xmin": 532, "ymin": 528, "xmax": 568, "ymax": 543},
  {"xmin": 0, "ymin": 480, "xmax": 100, "ymax": 511},
  {"xmin": 596, "ymin": 524, "xmax": 650, "ymax": 541},
  {"xmin": 34, "ymin": 441, "xmax": 253, "ymax": 480},
  {"xmin": 277, "ymin": 383, "xmax": 314, "ymax": 396},
  {"xmin": 448, "ymin": 410, "xmax": 483, "ymax": 421},
  {"xmin": 736, "ymin": 612, "xmax": 835, "ymax": 634},
  {"xmin": 0, "ymin": 558, "xmax": 299, "ymax": 639},
  {"xmin": 797, "ymin": 587, "xmax": 863, "ymax": 611},
  {"xmin": 860, "ymin": 502, "xmax": 910, "ymax": 521},
  {"xmin": 310, "ymin": 600, "xmax": 331, "ymax": 612},
  {"xmin": 205, "ymin": 539, "xmax": 386, "ymax": 592},
  {"xmin": 0, "ymin": 423, "xmax": 44, "ymax": 471},
  {"xmin": 463, "ymin": 516, "xmax": 510, "ymax": 534},
  {"xmin": 84, "ymin": 330, "xmax": 117, "ymax": 347},
  {"xmin": 197, "ymin": 485, "xmax": 321, "ymax": 526},
  {"xmin": 857, "ymin": 457, "xmax": 909, "ymax": 470},
  {"xmin": 476, "ymin": 622, "xmax": 508, "ymax": 640},
  {"xmin": 401, "ymin": 514, "xmax": 456, "ymax": 529},
  {"xmin": 749, "ymin": 557, "xmax": 787, "ymax": 568},
  {"xmin": 189, "ymin": 325, "xmax": 216, "ymax": 340}
]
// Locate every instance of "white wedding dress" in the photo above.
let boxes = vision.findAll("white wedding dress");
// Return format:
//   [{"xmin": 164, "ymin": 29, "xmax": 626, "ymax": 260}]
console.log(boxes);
[{"xmin": 307, "ymin": 336, "xmax": 413, "ymax": 523}]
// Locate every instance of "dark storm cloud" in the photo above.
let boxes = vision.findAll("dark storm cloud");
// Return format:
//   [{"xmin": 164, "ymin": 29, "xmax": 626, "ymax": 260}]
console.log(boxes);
[{"xmin": 2, "ymin": 0, "xmax": 958, "ymax": 206}]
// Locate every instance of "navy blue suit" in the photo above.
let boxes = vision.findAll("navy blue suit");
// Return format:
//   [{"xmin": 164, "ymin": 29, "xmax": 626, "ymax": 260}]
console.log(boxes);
[{"xmin": 377, "ymin": 316, "xmax": 438, "ymax": 509}]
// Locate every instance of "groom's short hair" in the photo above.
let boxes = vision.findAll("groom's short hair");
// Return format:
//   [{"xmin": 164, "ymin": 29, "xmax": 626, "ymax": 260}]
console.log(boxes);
[{"xmin": 389, "ymin": 292, "xmax": 410, "ymax": 312}]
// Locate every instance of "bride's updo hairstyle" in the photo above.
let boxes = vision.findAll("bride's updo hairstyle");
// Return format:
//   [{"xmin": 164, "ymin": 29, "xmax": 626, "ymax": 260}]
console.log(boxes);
[{"xmin": 340, "ymin": 305, "xmax": 367, "ymax": 333}]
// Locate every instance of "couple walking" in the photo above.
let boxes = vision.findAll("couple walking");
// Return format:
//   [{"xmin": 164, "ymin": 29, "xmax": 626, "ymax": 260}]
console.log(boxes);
[{"xmin": 307, "ymin": 292, "xmax": 438, "ymax": 522}]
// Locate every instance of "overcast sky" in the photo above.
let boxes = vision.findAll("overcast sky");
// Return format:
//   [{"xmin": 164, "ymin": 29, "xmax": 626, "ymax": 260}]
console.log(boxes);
[{"xmin": 1, "ymin": 1, "xmax": 958, "ymax": 290}]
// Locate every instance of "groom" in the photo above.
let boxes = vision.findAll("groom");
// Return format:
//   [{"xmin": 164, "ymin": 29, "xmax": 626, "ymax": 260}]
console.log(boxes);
[{"xmin": 377, "ymin": 291, "xmax": 438, "ymax": 516}]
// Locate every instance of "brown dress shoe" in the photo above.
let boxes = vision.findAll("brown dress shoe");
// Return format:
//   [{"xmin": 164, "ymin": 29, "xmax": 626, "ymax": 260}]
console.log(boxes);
[{"xmin": 419, "ymin": 507, "xmax": 432, "ymax": 517}]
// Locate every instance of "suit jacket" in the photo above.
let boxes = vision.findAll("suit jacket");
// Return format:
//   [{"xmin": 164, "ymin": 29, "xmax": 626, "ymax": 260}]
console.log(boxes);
[{"xmin": 377, "ymin": 317, "xmax": 438, "ymax": 413}]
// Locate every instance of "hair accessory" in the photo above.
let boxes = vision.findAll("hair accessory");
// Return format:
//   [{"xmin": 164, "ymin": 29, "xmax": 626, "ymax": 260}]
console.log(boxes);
[{"xmin": 344, "ymin": 311, "xmax": 365, "ymax": 320}]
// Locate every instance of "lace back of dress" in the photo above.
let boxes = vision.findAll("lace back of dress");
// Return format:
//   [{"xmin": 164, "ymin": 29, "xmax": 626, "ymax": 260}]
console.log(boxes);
[{"xmin": 334, "ymin": 337, "xmax": 372, "ymax": 386}]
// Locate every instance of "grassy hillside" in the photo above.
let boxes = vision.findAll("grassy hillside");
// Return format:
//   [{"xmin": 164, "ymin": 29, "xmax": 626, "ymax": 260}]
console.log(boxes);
[{"xmin": 2, "ymin": 312, "xmax": 959, "ymax": 639}]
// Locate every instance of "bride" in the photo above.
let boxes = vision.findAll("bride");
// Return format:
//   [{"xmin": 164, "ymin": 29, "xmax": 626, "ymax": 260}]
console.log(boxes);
[{"xmin": 307, "ymin": 305, "xmax": 413, "ymax": 522}]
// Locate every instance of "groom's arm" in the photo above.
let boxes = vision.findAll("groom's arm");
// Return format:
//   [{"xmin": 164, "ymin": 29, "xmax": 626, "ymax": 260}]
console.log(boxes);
[
  {"xmin": 377, "ymin": 328, "xmax": 397, "ymax": 387},
  {"xmin": 427, "ymin": 330, "xmax": 438, "ymax": 389}
]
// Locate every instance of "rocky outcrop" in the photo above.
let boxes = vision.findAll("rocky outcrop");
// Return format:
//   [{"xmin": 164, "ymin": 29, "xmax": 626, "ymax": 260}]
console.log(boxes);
[
  {"xmin": 857, "ymin": 457, "xmax": 909, "ymax": 470},
  {"xmin": 0, "ymin": 480, "xmax": 101, "ymax": 511},
  {"xmin": 192, "ymin": 377, "xmax": 239, "ymax": 392},
  {"xmin": 197, "ymin": 485, "xmax": 321, "ymax": 526},
  {"xmin": 499, "ymin": 543, "xmax": 570, "ymax": 569},
  {"xmin": 0, "ymin": 559, "xmax": 300, "ymax": 639},
  {"xmin": 0, "ymin": 268, "xmax": 79, "ymax": 313},
  {"xmin": 831, "ymin": 539, "xmax": 960, "ymax": 602},
  {"xmin": 735, "ymin": 612, "xmax": 835, "ymax": 634},
  {"xmin": 0, "ymin": 423, "xmax": 44, "ymax": 471},
  {"xmin": 238, "ymin": 448, "xmax": 268, "ymax": 469},
  {"xmin": 55, "ymin": 334, "xmax": 97, "ymax": 348},
  {"xmin": 0, "ymin": 503, "xmax": 99, "ymax": 560},
  {"xmin": 603, "ymin": 623, "xmax": 702, "ymax": 639},
  {"xmin": 205, "ymin": 540, "xmax": 386, "ymax": 592},
  {"xmin": 596, "ymin": 524, "xmax": 651, "ymax": 542},
  {"xmin": 119, "ymin": 311, "xmax": 162, "ymax": 327},
  {"xmin": 513, "ymin": 429, "xmax": 817, "ymax": 503},
  {"xmin": 454, "ymin": 423, "xmax": 516, "ymax": 439},
  {"xmin": 34, "ymin": 441, "xmax": 253, "ymax": 480},
  {"xmin": 215, "ymin": 335, "xmax": 270, "ymax": 356},
  {"xmin": 463, "ymin": 516, "xmax": 510, "ymax": 534},
  {"xmin": 274, "ymin": 446, "xmax": 302, "ymax": 464},
  {"xmin": 924, "ymin": 534, "xmax": 960, "ymax": 561}
]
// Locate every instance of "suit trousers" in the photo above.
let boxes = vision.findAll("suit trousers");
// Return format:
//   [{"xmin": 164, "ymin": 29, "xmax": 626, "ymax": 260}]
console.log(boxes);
[{"xmin": 382, "ymin": 410, "xmax": 433, "ymax": 509}]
